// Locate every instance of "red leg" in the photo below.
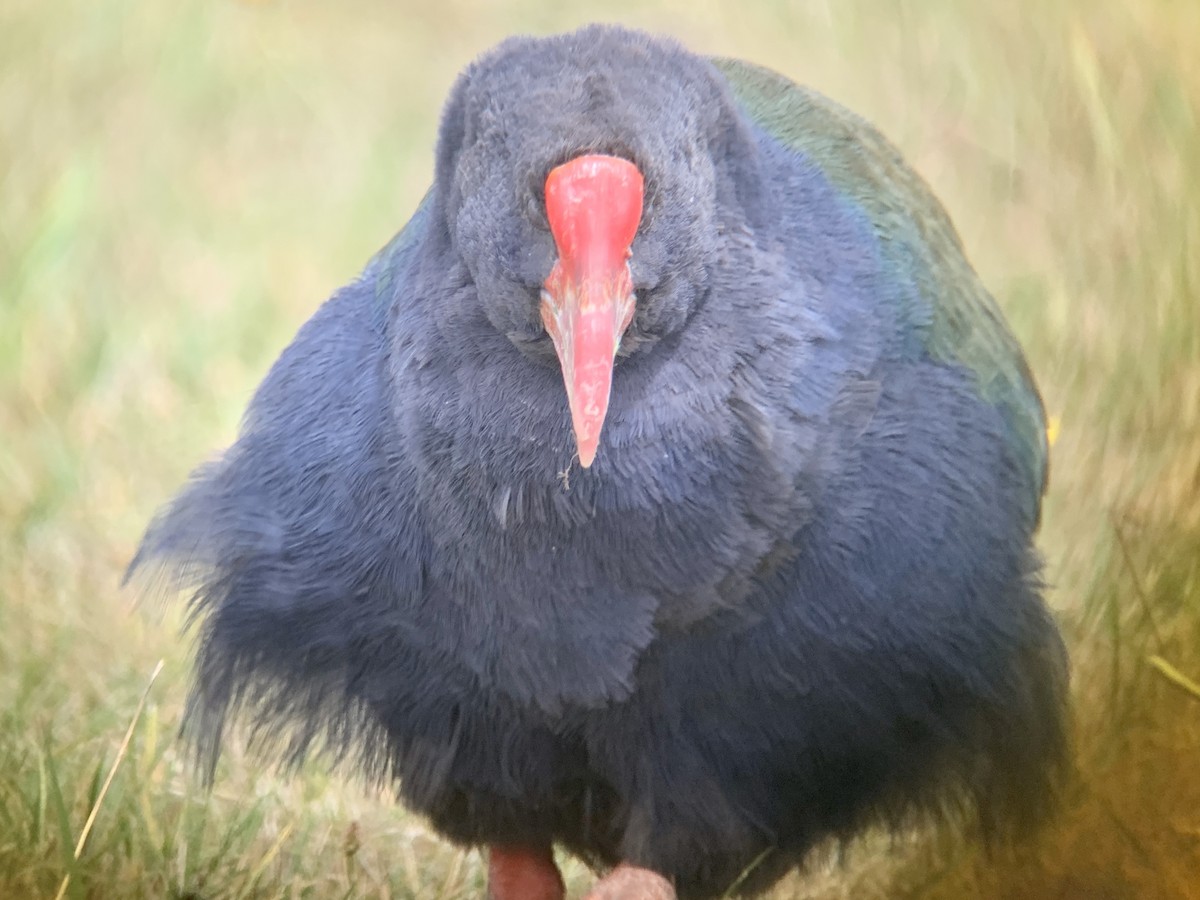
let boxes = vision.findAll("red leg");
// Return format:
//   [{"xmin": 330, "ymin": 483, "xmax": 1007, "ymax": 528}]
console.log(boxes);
[
  {"xmin": 487, "ymin": 844, "xmax": 565, "ymax": 900},
  {"xmin": 582, "ymin": 863, "xmax": 676, "ymax": 900}
]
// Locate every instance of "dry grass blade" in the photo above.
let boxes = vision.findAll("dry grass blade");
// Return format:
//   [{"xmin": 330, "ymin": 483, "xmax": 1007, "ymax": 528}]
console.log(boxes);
[
  {"xmin": 53, "ymin": 659, "xmax": 165, "ymax": 900},
  {"xmin": 237, "ymin": 820, "xmax": 296, "ymax": 900},
  {"xmin": 1147, "ymin": 655, "xmax": 1200, "ymax": 702}
]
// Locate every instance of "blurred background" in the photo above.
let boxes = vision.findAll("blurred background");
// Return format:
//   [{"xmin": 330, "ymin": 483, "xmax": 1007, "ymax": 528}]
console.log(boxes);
[{"xmin": 1, "ymin": 0, "xmax": 1197, "ymax": 897}]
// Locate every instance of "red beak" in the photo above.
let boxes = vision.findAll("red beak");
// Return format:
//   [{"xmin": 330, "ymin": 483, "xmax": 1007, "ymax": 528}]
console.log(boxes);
[{"xmin": 540, "ymin": 154, "xmax": 644, "ymax": 468}]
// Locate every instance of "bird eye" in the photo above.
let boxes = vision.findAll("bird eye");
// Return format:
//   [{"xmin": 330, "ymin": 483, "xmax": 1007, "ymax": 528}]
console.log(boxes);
[
  {"xmin": 523, "ymin": 174, "xmax": 549, "ymax": 228},
  {"xmin": 519, "ymin": 193, "xmax": 537, "ymax": 224}
]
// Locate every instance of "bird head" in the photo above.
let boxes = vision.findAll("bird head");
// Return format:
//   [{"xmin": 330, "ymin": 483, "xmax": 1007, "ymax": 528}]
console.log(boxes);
[{"xmin": 430, "ymin": 25, "xmax": 763, "ymax": 468}]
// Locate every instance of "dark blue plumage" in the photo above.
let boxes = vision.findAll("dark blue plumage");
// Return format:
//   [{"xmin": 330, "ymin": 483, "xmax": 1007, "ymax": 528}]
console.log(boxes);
[{"xmin": 131, "ymin": 25, "xmax": 1067, "ymax": 899}]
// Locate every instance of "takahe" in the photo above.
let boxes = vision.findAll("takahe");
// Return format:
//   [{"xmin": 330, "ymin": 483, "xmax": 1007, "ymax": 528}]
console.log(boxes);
[{"xmin": 130, "ymin": 24, "xmax": 1068, "ymax": 900}]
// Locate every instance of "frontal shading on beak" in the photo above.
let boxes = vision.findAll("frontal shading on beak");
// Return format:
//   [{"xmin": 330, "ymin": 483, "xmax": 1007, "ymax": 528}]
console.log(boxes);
[{"xmin": 540, "ymin": 154, "xmax": 643, "ymax": 468}]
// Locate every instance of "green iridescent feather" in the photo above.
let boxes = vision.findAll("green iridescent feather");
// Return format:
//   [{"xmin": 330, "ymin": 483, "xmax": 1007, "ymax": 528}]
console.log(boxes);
[
  {"xmin": 713, "ymin": 57, "xmax": 1048, "ymax": 521},
  {"xmin": 367, "ymin": 191, "xmax": 431, "ymax": 310}
]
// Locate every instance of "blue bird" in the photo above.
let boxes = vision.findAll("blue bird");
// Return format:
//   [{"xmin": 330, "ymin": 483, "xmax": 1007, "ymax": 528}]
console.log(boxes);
[{"xmin": 130, "ymin": 25, "xmax": 1068, "ymax": 900}]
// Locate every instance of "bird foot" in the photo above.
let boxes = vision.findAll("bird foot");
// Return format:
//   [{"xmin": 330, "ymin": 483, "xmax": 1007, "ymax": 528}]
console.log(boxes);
[
  {"xmin": 487, "ymin": 844, "xmax": 565, "ymax": 900},
  {"xmin": 582, "ymin": 863, "xmax": 677, "ymax": 900}
]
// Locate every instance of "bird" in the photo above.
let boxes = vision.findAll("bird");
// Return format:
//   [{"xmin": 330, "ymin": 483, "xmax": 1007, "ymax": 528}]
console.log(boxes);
[{"xmin": 129, "ymin": 24, "xmax": 1068, "ymax": 900}]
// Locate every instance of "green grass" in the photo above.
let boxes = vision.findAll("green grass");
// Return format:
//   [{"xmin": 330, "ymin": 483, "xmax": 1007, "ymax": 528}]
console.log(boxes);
[{"xmin": 2, "ymin": 0, "xmax": 1197, "ymax": 897}]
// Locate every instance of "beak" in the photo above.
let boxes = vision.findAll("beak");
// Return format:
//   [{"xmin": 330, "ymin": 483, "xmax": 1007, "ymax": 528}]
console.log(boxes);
[
  {"xmin": 540, "ymin": 269, "xmax": 635, "ymax": 468},
  {"xmin": 540, "ymin": 155, "xmax": 644, "ymax": 468}
]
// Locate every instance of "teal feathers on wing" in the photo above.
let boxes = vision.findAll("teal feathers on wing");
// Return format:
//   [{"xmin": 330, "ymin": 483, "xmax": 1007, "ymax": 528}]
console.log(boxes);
[{"xmin": 713, "ymin": 58, "xmax": 1049, "ymax": 522}]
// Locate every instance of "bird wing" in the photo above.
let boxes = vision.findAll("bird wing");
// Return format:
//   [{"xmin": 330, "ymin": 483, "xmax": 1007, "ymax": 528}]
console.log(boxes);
[
  {"xmin": 364, "ymin": 190, "xmax": 432, "ymax": 311},
  {"xmin": 712, "ymin": 57, "xmax": 1048, "ymax": 522},
  {"xmin": 126, "ymin": 202, "xmax": 440, "ymax": 779}
]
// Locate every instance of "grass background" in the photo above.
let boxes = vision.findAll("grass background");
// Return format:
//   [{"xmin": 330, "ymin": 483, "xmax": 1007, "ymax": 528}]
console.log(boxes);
[{"xmin": 2, "ymin": 0, "xmax": 1198, "ymax": 897}]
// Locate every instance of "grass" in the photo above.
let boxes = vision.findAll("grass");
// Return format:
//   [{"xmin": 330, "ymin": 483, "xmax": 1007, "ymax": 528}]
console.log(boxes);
[{"xmin": 1, "ymin": 0, "xmax": 1197, "ymax": 896}]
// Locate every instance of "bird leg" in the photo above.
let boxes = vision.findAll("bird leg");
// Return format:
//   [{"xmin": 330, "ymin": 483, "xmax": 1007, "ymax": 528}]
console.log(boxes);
[
  {"xmin": 487, "ymin": 844, "xmax": 565, "ymax": 900},
  {"xmin": 582, "ymin": 863, "xmax": 677, "ymax": 900}
]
